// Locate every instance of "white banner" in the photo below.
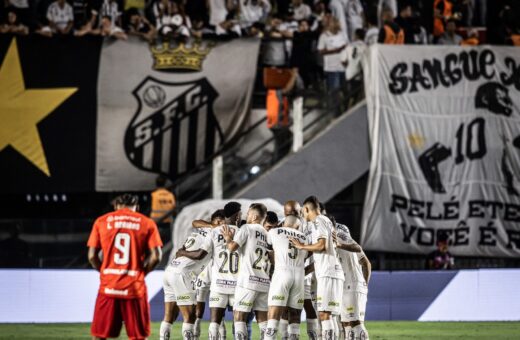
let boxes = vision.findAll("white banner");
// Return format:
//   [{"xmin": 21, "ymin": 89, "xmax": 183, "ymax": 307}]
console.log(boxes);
[
  {"xmin": 95, "ymin": 38, "xmax": 260, "ymax": 191},
  {"xmin": 361, "ymin": 45, "xmax": 520, "ymax": 257}
]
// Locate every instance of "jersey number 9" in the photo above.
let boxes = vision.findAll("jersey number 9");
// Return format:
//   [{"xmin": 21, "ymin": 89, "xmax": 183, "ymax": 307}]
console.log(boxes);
[{"xmin": 114, "ymin": 233, "xmax": 131, "ymax": 265}]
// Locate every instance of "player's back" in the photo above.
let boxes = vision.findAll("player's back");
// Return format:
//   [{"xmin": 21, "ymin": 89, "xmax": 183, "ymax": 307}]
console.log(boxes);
[
  {"xmin": 88, "ymin": 208, "xmax": 162, "ymax": 298},
  {"xmin": 169, "ymin": 228, "xmax": 212, "ymax": 277},
  {"xmin": 234, "ymin": 223, "xmax": 271, "ymax": 292},
  {"xmin": 310, "ymin": 215, "xmax": 344, "ymax": 280},
  {"xmin": 210, "ymin": 225, "xmax": 239, "ymax": 294},
  {"xmin": 269, "ymin": 227, "xmax": 308, "ymax": 270},
  {"xmin": 336, "ymin": 223, "xmax": 366, "ymax": 291}
]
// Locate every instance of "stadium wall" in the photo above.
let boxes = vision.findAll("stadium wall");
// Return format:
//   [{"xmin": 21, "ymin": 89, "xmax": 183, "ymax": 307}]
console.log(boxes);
[{"xmin": 0, "ymin": 269, "xmax": 518, "ymax": 323}]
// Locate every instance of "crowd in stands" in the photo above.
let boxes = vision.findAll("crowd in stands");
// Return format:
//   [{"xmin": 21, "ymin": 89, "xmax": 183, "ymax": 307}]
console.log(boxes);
[{"xmin": 1, "ymin": 1, "xmax": 519, "ymax": 44}]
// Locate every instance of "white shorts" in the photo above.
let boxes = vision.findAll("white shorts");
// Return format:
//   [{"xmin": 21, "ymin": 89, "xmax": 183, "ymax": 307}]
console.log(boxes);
[
  {"xmin": 209, "ymin": 291, "xmax": 235, "ymax": 309},
  {"xmin": 316, "ymin": 277, "xmax": 343, "ymax": 315},
  {"xmin": 268, "ymin": 269, "xmax": 305, "ymax": 309},
  {"xmin": 163, "ymin": 269, "xmax": 196, "ymax": 305},
  {"xmin": 341, "ymin": 290, "xmax": 367, "ymax": 322},
  {"xmin": 196, "ymin": 287, "xmax": 210, "ymax": 303},
  {"xmin": 234, "ymin": 286, "xmax": 268, "ymax": 312}
]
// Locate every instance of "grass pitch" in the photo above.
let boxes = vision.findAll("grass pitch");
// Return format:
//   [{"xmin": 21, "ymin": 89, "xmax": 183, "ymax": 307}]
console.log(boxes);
[{"xmin": 0, "ymin": 321, "xmax": 518, "ymax": 339}]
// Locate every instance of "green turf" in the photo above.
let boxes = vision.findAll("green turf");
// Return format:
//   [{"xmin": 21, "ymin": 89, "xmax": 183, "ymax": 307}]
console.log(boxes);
[{"xmin": 0, "ymin": 321, "xmax": 518, "ymax": 339}]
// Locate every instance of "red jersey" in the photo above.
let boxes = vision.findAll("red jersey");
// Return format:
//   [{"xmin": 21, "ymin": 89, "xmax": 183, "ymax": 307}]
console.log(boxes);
[{"xmin": 87, "ymin": 208, "xmax": 163, "ymax": 298}]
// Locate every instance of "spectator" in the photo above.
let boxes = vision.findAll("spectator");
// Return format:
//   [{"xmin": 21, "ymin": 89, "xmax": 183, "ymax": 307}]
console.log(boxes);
[
  {"xmin": 461, "ymin": 28, "xmax": 479, "ymax": 45},
  {"xmin": 364, "ymin": 14, "xmax": 379, "ymax": 45},
  {"xmin": 410, "ymin": 15, "xmax": 428, "ymax": 44},
  {"xmin": 3, "ymin": 0, "xmax": 31, "ymax": 26},
  {"xmin": 126, "ymin": 7, "xmax": 156, "ymax": 42},
  {"xmin": 215, "ymin": 10, "xmax": 242, "ymax": 37},
  {"xmin": 377, "ymin": 0, "xmax": 397, "ymax": 26},
  {"xmin": 292, "ymin": 0, "xmax": 311, "ymax": 21},
  {"xmin": 395, "ymin": 4, "xmax": 414, "ymax": 44},
  {"xmin": 426, "ymin": 236, "xmax": 455, "ymax": 270},
  {"xmin": 45, "ymin": 0, "xmax": 74, "ymax": 35},
  {"xmin": 506, "ymin": 27, "xmax": 520, "ymax": 46},
  {"xmin": 150, "ymin": 175, "xmax": 176, "ymax": 227},
  {"xmin": 73, "ymin": 8, "xmax": 98, "ymax": 36},
  {"xmin": 341, "ymin": 28, "xmax": 366, "ymax": 84},
  {"xmin": 345, "ymin": 0, "xmax": 364, "ymax": 42},
  {"xmin": 378, "ymin": 8, "xmax": 404, "ymax": 44},
  {"xmin": 208, "ymin": 0, "xmax": 230, "ymax": 27},
  {"xmin": 288, "ymin": 19, "xmax": 319, "ymax": 88},
  {"xmin": 99, "ymin": 0, "xmax": 122, "ymax": 28},
  {"xmin": 328, "ymin": 0, "xmax": 348, "ymax": 41},
  {"xmin": 433, "ymin": 0, "xmax": 454, "ymax": 40},
  {"xmin": 99, "ymin": 14, "xmax": 127, "ymax": 39},
  {"xmin": 318, "ymin": 15, "xmax": 347, "ymax": 116},
  {"xmin": 437, "ymin": 18, "xmax": 462, "ymax": 45},
  {"xmin": 239, "ymin": 0, "xmax": 271, "ymax": 27},
  {"xmin": 0, "ymin": 8, "xmax": 28, "ymax": 35}
]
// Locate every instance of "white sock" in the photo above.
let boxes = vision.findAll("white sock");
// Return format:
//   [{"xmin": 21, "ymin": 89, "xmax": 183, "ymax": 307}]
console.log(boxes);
[
  {"xmin": 307, "ymin": 318, "xmax": 320, "ymax": 340},
  {"xmin": 346, "ymin": 325, "xmax": 354, "ymax": 340},
  {"xmin": 288, "ymin": 323, "xmax": 300, "ymax": 339},
  {"xmin": 194, "ymin": 318, "xmax": 202, "ymax": 339},
  {"xmin": 353, "ymin": 324, "xmax": 369, "ymax": 340},
  {"xmin": 258, "ymin": 321, "xmax": 268, "ymax": 339},
  {"xmin": 209, "ymin": 321, "xmax": 219, "ymax": 340},
  {"xmin": 219, "ymin": 320, "xmax": 227, "ymax": 339},
  {"xmin": 279, "ymin": 318, "xmax": 289, "ymax": 339},
  {"xmin": 234, "ymin": 321, "xmax": 247, "ymax": 340},
  {"xmin": 160, "ymin": 321, "xmax": 172, "ymax": 340},
  {"xmin": 264, "ymin": 319, "xmax": 279, "ymax": 340},
  {"xmin": 332, "ymin": 316, "xmax": 340, "ymax": 339},
  {"xmin": 321, "ymin": 319, "xmax": 334, "ymax": 340},
  {"xmin": 182, "ymin": 322, "xmax": 195, "ymax": 340}
]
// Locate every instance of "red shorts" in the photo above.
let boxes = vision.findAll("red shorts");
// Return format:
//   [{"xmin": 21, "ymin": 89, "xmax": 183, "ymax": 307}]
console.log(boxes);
[{"xmin": 91, "ymin": 292, "xmax": 150, "ymax": 340}]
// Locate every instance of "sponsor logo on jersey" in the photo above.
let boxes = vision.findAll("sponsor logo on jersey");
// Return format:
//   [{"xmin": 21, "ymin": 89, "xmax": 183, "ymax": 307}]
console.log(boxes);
[
  {"xmin": 238, "ymin": 301, "xmax": 253, "ymax": 307},
  {"xmin": 272, "ymin": 295, "xmax": 285, "ymax": 300},
  {"xmin": 255, "ymin": 231, "xmax": 268, "ymax": 242},
  {"xmin": 297, "ymin": 299, "xmax": 304, "ymax": 303},
  {"xmin": 328, "ymin": 301, "xmax": 340, "ymax": 307},
  {"xmin": 104, "ymin": 288, "xmax": 129, "ymax": 296},
  {"xmin": 114, "ymin": 221, "xmax": 140, "ymax": 230},
  {"xmin": 277, "ymin": 228, "xmax": 306, "ymax": 241},
  {"xmin": 210, "ymin": 297, "xmax": 220, "ymax": 302},
  {"xmin": 177, "ymin": 295, "xmax": 191, "ymax": 301}
]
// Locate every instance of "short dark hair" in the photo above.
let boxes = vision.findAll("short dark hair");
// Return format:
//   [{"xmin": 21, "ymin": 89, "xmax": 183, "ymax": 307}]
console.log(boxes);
[
  {"xmin": 156, "ymin": 176, "xmax": 167, "ymax": 187},
  {"xmin": 113, "ymin": 194, "xmax": 138, "ymax": 207},
  {"xmin": 303, "ymin": 196, "xmax": 320, "ymax": 210},
  {"xmin": 318, "ymin": 202, "xmax": 326, "ymax": 213},
  {"xmin": 446, "ymin": 18, "xmax": 457, "ymax": 26},
  {"xmin": 224, "ymin": 201, "xmax": 241, "ymax": 218},
  {"xmin": 355, "ymin": 28, "xmax": 365, "ymax": 40},
  {"xmin": 249, "ymin": 203, "xmax": 267, "ymax": 220},
  {"xmin": 211, "ymin": 209, "xmax": 226, "ymax": 222},
  {"xmin": 265, "ymin": 211, "xmax": 279, "ymax": 225}
]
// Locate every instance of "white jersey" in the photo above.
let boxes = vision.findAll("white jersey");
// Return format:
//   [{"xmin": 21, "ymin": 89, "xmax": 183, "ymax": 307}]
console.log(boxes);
[
  {"xmin": 336, "ymin": 223, "xmax": 367, "ymax": 293},
  {"xmin": 169, "ymin": 228, "xmax": 212, "ymax": 277},
  {"xmin": 210, "ymin": 225, "xmax": 240, "ymax": 294},
  {"xmin": 234, "ymin": 223, "xmax": 271, "ymax": 292},
  {"xmin": 309, "ymin": 215, "xmax": 344, "ymax": 280},
  {"xmin": 268, "ymin": 227, "xmax": 308, "ymax": 270}
]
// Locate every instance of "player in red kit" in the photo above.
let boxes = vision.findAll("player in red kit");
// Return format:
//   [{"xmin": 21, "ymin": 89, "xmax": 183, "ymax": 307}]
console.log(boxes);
[{"xmin": 87, "ymin": 194, "xmax": 163, "ymax": 340}]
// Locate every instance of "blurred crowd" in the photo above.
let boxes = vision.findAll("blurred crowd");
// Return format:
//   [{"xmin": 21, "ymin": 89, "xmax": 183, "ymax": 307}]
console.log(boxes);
[{"xmin": 0, "ymin": 1, "xmax": 518, "ymax": 44}]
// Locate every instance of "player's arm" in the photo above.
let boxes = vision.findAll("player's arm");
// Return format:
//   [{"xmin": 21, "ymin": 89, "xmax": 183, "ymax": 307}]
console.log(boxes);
[
  {"xmin": 176, "ymin": 247, "xmax": 208, "ymax": 260},
  {"xmin": 87, "ymin": 247, "xmax": 102, "ymax": 271},
  {"xmin": 192, "ymin": 219, "xmax": 212, "ymax": 228},
  {"xmin": 336, "ymin": 241, "xmax": 362, "ymax": 252},
  {"xmin": 222, "ymin": 224, "xmax": 240, "ymax": 252},
  {"xmin": 359, "ymin": 254, "xmax": 372, "ymax": 284},
  {"xmin": 290, "ymin": 237, "xmax": 326, "ymax": 252},
  {"xmin": 143, "ymin": 247, "xmax": 162, "ymax": 275}
]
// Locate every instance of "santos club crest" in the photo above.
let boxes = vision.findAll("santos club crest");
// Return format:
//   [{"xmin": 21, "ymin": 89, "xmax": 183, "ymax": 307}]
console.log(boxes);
[{"xmin": 124, "ymin": 77, "xmax": 223, "ymax": 179}]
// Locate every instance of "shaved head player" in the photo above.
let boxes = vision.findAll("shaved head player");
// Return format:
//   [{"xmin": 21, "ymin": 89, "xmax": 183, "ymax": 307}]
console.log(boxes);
[{"xmin": 87, "ymin": 194, "xmax": 163, "ymax": 340}]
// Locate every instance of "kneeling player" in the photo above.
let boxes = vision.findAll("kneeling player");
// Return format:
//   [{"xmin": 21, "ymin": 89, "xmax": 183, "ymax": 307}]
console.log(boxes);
[
  {"xmin": 265, "ymin": 216, "xmax": 308, "ymax": 340},
  {"xmin": 162, "ymin": 228, "xmax": 212, "ymax": 340},
  {"xmin": 336, "ymin": 223, "xmax": 371, "ymax": 340}
]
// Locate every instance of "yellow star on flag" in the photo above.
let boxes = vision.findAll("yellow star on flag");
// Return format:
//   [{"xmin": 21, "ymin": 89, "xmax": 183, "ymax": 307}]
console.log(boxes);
[{"xmin": 0, "ymin": 39, "xmax": 77, "ymax": 176}]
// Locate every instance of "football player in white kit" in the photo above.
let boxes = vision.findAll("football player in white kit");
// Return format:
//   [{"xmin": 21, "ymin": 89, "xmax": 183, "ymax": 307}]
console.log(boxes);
[
  {"xmin": 161, "ymin": 227, "xmax": 213, "ymax": 340},
  {"xmin": 221, "ymin": 203, "xmax": 271, "ymax": 339},
  {"xmin": 336, "ymin": 223, "xmax": 371, "ymax": 340},
  {"xmin": 290, "ymin": 196, "xmax": 345, "ymax": 340},
  {"xmin": 264, "ymin": 215, "xmax": 309, "ymax": 340}
]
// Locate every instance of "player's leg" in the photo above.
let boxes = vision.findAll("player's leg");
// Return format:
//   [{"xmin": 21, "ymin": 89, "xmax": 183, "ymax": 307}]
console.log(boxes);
[
  {"xmin": 172, "ymin": 273, "xmax": 198, "ymax": 339},
  {"xmin": 264, "ymin": 306, "xmax": 284, "ymax": 340},
  {"xmin": 317, "ymin": 277, "xmax": 342, "ymax": 340},
  {"xmin": 209, "ymin": 291, "xmax": 231, "ymax": 339},
  {"xmin": 178, "ymin": 304, "xmax": 197, "ymax": 339},
  {"xmin": 288, "ymin": 307, "xmax": 303, "ymax": 339},
  {"xmin": 195, "ymin": 288, "xmax": 209, "ymax": 340},
  {"xmin": 279, "ymin": 312, "xmax": 289, "ymax": 340},
  {"xmin": 253, "ymin": 291, "xmax": 269, "ymax": 338},
  {"xmin": 304, "ymin": 274, "xmax": 321, "ymax": 340},
  {"xmin": 233, "ymin": 287, "xmax": 256, "ymax": 339},
  {"xmin": 121, "ymin": 293, "xmax": 152, "ymax": 340},
  {"xmin": 161, "ymin": 270, "xmax": 179, "ymax": 340},
  {"xmin": 350, "ymin": 292, "xmax": 369, "ymax": 340},
  {"xmin": 91, "ymin": 293, "xmax": 123, "ymax": 340}
]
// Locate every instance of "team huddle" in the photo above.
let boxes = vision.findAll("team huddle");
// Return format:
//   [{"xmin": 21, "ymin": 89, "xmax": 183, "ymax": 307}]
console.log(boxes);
[{"xmin": 161, "ymin": 196, "xmax": 371, "ymax": 340}]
